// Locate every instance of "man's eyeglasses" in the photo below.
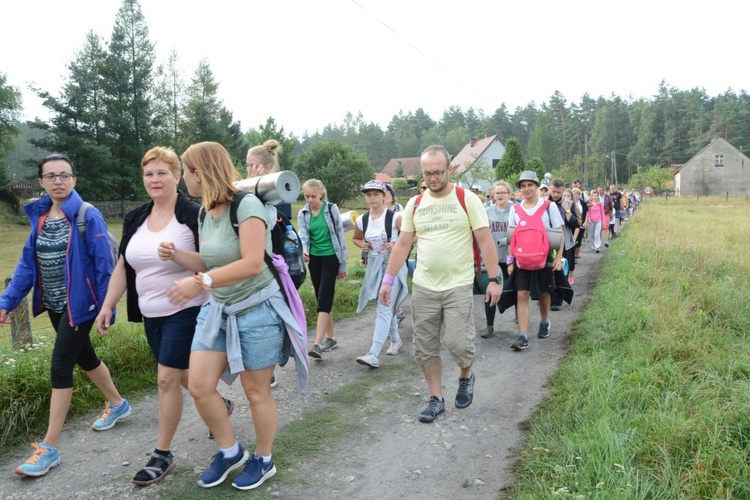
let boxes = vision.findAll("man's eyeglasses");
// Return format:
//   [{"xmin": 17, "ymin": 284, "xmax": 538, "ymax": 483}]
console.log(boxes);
[
  {"xmin": 422, "ymin": 169, "xmax": 447, "ymax": 179},
  {"xmin": 495, "ymin": 191, "xmax": 510, "ymax": 195},
  {"xmin": 41, "ymin": 173, "xmax": 75, "ymax": 182}
]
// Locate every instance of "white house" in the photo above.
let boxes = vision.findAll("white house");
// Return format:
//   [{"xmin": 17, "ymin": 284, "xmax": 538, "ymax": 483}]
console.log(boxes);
[
  {"xmin": 450, "ymin": 135, "xmax": 505, "ymax": 194},
  {"xmin": 674, "ymin": 137, "xmax": 749, "ymax": 196}
]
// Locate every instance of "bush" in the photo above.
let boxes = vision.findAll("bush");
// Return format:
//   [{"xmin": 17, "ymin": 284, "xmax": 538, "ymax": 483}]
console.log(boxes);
[{"xmin": 0, "ymin": 323, "xmax": 155, "ymax": 449}]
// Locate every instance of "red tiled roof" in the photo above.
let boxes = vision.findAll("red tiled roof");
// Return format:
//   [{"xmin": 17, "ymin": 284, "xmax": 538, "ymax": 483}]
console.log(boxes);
[
  {"xmin": 381, "ymin": 157, "xmax": 421, "ymax": 180},
  {"xmin": 451, "ymin": 135, "xmax": 501, "ymax": 174},
  {"xmin": 375, "ymin": 172, "xmax": 392, "ymax": 183}
]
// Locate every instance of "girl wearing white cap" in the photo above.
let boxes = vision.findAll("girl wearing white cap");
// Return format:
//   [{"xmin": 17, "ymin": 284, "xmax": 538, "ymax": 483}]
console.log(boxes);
[{"xmin": 352, "ymin": 180, "xmax": 408, "ymax": 367}]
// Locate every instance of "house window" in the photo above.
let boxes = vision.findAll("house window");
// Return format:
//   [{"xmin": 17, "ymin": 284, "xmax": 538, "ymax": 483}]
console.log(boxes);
[{"xmin": 715, "ymin": 155, "xmax": 724, "ymax": 166}]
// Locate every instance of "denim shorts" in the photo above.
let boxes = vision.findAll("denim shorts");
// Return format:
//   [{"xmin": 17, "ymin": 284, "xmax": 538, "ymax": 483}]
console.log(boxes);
[
  {"xmin": 191, "ymin": 301, "xmax": 285, "ymax": 371},
  {"xmin": 144, "ymin": 306, "xmax": 200, "ymax": 370}
]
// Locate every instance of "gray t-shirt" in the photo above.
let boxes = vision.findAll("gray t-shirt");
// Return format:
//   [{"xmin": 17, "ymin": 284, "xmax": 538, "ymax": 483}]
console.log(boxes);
[{"xmin": 199, "ymin": 194, "xmax": 274, "ymax": 305}]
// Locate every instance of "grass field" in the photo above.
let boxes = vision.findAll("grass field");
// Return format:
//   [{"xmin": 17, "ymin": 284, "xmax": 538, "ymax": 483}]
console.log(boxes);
[{"xmin": 507, "ymin": 196, "xmax": 750, "ymax": 498}]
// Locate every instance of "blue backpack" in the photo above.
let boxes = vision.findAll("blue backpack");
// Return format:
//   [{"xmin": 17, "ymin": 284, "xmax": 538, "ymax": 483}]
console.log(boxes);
[{"xmin": 76, "ymin": 202, "xmax": 120, "ymax": 268}]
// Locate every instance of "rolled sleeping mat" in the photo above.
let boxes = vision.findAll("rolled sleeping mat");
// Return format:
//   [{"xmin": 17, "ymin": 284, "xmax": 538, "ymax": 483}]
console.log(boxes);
[
  {"xmin": 340, "ymin": 210, "xmax": 360, "ymax": 232},
  {"xmin": 234, "ymin": 171, "xmax": 301, "ymax": 206}
]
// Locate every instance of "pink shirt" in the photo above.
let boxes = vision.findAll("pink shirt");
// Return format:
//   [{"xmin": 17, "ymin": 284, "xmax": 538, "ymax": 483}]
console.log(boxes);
[
  {"xmin": 588, "ymin": 203, "xmax": 604, "ymax": 223},
  {"xmin": 126, "ymin": 216, "xmax": 207, "ymax": 318}
]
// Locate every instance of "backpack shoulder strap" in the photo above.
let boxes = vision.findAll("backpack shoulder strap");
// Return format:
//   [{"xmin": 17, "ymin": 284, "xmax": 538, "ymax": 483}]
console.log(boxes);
[
  {"xmin": 455, "ymin": 185, "xmax": 468, "ymax": 215},
  {"xmin": 361, "ymin": 211, "xmax": 370, "ymax": 240},
  {"xmin": 77, "ymin": 202, "xmax": 92, "ymax": 239},
  {"xmin": 412, "ymin": 194, "xmax": 424, "ymax": 215},
  {"xmin": 384, "ymin": 209, "xmax": 394, "ymax": 242},
  {"xmin": 229, "ymin": 191, "xmax": 250, "ymax": 236}
]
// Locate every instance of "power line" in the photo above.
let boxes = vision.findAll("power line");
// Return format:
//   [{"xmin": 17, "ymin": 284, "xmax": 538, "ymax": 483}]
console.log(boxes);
[{"xmin": 348, "ymin": 0, "xmax": 496, "ymax": 110}]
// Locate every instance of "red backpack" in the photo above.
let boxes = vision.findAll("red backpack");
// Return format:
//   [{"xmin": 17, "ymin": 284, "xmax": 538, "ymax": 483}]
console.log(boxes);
[{"xmin": 510, "ymin": 200, "xmax": 551, "ymax": 271}]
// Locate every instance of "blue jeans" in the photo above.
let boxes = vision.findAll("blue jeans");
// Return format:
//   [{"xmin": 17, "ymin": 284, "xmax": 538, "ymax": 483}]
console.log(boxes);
[
  {"xmin": 191, "ymin": 301, "xmax": 284, "ymax": 371},
  {"xmin": 368, "ymin": 277, "xmax": 402, "ymax": 357}
]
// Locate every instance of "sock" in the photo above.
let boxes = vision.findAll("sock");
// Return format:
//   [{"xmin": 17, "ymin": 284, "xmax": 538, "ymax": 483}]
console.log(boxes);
[
  {"xmin": 155, "ymin": 448, "xmax": 170, "ymax": 457},
  {"xmin": 541, "ymin": 318, "xmax": 549, "ymax": 325},
  {"xmin": 258, "ymin": 453, "xmax": 272, "ymax": 464},
  {"xmin": 40, "ymin": 442, "xmax": 57, "ymax": 451},
  {"xmin": 520, "ymin": 333, "xmax": 528, "ymax": 340},
  {"xmin": 219, "ymin": 442, "xmax": 240, "ymax": 458},
  {"xmin": 110, "ymin": 400, "xmax": 124, "ymax": 410}
]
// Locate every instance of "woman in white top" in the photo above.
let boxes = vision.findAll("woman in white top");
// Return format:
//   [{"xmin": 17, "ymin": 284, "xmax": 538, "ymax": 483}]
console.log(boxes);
[
  {"xmin": 95, "ymin": 147, "xmax": 209, "ymax": 485},
  {"xmin": 352, "ymin": 180, "xmax": 408, "ymax": 367}
]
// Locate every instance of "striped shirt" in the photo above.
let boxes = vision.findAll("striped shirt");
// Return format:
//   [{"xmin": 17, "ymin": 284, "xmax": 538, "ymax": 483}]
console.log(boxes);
[{"xmin": 37, "ymin": 217, "xmax": 69, "ymax": 313}]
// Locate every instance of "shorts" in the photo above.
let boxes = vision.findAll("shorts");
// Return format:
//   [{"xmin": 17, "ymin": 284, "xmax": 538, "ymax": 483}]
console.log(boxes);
[
  {"xmin": 410, "ymin": 284, "xmax": 475, "ymax": 368},
  {"xmin": 191, "ymin": 301, "xmax": 285, "ymax": 371},
  {"xmin": 144, "ymin": 306, "xmax": 200, "ymax": 370},
  {"xmin": 514, "ymin": 266, "xmax": 554, "ymax": 294}
]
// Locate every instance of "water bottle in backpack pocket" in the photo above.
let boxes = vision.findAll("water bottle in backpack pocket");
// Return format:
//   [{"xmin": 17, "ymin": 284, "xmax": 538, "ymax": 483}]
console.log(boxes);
[{"xmin": 283, "ymin": 224, "xmax": 304, "ymax": 277}]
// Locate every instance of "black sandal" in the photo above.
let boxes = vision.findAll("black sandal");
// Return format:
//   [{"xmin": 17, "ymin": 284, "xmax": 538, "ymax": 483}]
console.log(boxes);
[{"xmin": 132, "ymin": 452, "xmax": 175, "ymax": 486}]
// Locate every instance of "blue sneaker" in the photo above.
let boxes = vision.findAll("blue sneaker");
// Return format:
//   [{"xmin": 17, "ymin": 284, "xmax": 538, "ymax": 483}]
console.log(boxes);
[
  {"xmin": 198, "ymin": 446, "xmax": 249, "ymax": 488},
  {"xmin": 91, "ymin": 399, "xmax": 132, "ymax": 431},
  {"xmin": 15, "ymin": 442, "xmax": 61, "ymax": 476},
  {"xmin": 232, "ymin": 453, "xmax": 276, "ymax": 490}
]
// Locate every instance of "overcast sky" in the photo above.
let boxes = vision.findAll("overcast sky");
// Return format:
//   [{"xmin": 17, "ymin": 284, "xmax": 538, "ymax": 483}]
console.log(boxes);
[{"xmin": 2, "ymin": 0, "xmax": 748, "ymax": 137}]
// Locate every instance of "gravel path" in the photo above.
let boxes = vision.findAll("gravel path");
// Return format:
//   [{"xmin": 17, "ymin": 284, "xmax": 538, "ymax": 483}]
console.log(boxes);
[{"xmin": 0, "ymin": 246, "xmax": 605, "ymax": 499}]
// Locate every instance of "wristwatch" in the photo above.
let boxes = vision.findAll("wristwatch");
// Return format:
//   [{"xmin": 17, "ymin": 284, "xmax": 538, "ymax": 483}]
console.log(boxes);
[
  {"xmin": 201, "ymin": 273, "xmax": 214, "ymax": 290},
  {"xmin": 488, "ymin": 276, "xmax": 501, "ymax": 284}
]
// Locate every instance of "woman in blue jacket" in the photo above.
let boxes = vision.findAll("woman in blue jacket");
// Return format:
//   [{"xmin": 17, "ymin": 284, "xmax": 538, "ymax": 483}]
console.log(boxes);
[{"xmin": 0, "ymin": 154, "xmax": 131, "ymax": 478}]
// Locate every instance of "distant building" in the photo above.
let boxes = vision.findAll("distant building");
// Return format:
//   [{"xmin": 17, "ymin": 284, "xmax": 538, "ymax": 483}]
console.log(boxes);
[
  {"xmin": 674, "ymin": 137, "xmax": 749, "ymax": 196},
  {"xmin": 450, "ymin": 135, "xmax": 505, "ymax": 194},
  {"xmin": 380, "ymin": 157, "xmax": 422, "ymax": 182},
  {"xmin": 375, "ymin": 172, "xmax": 392, "ymax": 183},
  {"xmin": 4, "ymin": 181, "xmax": 40, "ymax": 199}
]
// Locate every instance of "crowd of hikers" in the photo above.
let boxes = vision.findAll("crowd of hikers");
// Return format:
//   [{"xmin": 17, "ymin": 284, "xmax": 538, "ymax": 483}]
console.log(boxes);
[{"xmin": 0, "ymin": 142, "xmax": 639, "ymax": 490}]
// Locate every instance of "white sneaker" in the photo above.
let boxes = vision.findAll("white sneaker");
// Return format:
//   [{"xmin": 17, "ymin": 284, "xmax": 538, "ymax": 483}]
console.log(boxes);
[
  {"xmin": 356, "ymin": 353, "xmax": 380, "ymax": 368},
  {"xmin": 386, "ymin": 340, "xmax": 403, "ymax": 356}
]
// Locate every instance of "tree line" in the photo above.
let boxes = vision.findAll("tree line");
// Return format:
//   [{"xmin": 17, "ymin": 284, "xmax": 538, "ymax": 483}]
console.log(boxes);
[{"xmin": 1, "ymin": 0, "xmax": 749, "ymax": 203}]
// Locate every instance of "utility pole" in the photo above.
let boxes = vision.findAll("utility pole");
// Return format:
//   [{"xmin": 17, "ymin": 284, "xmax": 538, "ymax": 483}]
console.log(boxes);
[
  {"xmin": 584, "ymin": 134, "xmax": 589, "ymax": 188},
  {"xmin": 611, "ymin": 150, "xmax": 617, "ymax": 186}
]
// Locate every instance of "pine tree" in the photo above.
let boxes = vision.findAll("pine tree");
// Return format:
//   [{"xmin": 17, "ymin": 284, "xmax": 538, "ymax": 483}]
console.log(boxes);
[
  {"xmin": 496, "ymin": 137, "xmax": 525, "ymax": 181},
  {"xmin": 102, "ymin": 0, "xmax": 155, "ymax": 199}
]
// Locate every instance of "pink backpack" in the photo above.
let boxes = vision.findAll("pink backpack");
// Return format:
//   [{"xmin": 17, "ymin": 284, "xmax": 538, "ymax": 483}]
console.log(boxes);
[{"xmin": 510, "ymin": 200, "xmax": 551, "ymax": 270}]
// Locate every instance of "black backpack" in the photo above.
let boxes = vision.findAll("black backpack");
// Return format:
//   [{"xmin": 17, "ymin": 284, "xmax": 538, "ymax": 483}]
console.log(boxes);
[
  {"xmin": 199, "ymin": 191, "xmax": 307, "ymax": 289},
  {"xmin": 361, "ymin": 209, "xmax": 395, "ymax": 242}
]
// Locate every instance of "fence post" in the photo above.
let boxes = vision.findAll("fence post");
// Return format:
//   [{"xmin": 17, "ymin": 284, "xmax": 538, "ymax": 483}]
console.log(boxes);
[{"xmin": 4, "ymin": 276, "xmax": 33, "ymax": 349}]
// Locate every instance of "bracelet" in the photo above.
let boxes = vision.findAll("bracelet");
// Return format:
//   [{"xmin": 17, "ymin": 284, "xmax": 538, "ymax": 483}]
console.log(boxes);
[{"xmin": 381, "ymin": 273, "xmax": 395, "ymax": 286}]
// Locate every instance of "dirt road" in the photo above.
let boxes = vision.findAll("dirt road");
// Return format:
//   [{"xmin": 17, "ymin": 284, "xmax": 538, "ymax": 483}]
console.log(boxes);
[{"xmin": 0, "ymin": 247, "xmax": 604, "ymax": 499}]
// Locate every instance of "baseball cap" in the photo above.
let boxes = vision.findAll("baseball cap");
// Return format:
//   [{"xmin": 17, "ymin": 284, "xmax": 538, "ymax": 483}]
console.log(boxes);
[{"xmin": 361, "ymin": 180, "xmax": 387, "ymax": 193}]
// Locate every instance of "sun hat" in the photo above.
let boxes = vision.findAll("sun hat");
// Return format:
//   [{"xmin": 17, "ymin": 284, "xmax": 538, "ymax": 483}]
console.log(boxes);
[
  {"xmin": 361, "ymin": 180, "xmax": 387, "ymax": 193},
  {"xmin": 515, "ymin": 170, "xmax": 540, "ymax": 189}
]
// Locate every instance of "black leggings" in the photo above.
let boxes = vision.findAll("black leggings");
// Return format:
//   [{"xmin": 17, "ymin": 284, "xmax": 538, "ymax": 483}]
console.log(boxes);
[
  {"xmin": 48, "ymin": 310, "xmax": 100, "ymax": 389},
  {"xmin": 308, "ymin": 254, "xmax": 340, "ymax": 313}
]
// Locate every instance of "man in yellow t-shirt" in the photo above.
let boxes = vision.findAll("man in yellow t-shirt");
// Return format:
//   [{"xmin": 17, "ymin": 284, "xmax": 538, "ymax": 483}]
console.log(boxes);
[{"xmin": 379, "ymin": 145, "xmax": 501, "ymax": 423}]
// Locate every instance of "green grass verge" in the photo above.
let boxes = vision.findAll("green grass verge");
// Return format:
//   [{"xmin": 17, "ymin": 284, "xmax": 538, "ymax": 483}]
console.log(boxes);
[
  {"xmin": 507, "ymin": 197, "xmax": 750, "ymax": 498},
  {"xmin": 0, "ymin": 322, "xmax": 155, "ymax": 454}
]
